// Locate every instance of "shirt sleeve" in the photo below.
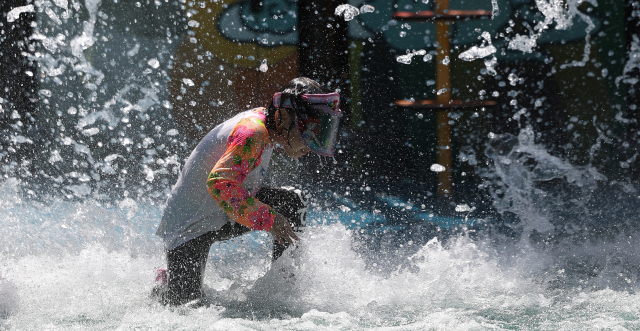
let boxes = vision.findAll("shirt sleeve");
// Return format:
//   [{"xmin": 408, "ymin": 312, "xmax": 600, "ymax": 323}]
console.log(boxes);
[{"xmin": 206, "ymin": 116, "xmax": 276, "ymax": 231}]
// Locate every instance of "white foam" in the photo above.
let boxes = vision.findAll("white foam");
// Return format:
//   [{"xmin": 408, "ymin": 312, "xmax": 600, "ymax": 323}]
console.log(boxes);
[
  {"xmin": 0, "ymin": 276, "xmax": 19, "ymax": 319},
  {"xmin": 1, "ymin": 184, "xmax": 640, "ymax": 329}
]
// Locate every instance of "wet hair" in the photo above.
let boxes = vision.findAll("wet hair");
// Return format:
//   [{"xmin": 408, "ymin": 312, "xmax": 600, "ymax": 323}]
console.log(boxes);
[{"xmin": 265, "ymin": 77, "xmax": 328, "ymax": 133}]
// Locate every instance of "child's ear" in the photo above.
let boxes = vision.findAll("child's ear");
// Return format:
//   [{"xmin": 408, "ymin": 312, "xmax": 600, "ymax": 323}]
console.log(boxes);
[
  {"xmin": 274, "ymin": 108, "xmax": 286, "ymax": 134},
  {"xmin": 275, "ymin": 108, "xmax": 292, "ymax": 134}
]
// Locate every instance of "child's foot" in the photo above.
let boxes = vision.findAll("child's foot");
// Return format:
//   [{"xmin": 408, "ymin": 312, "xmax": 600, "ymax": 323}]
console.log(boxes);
[
  {"xmin": 150, "ymin": 268, "xmax": 169, "ymax": 305},
  {"xmin": 155, "ymin": 268, "xmax": 167, "ymax": 285}
]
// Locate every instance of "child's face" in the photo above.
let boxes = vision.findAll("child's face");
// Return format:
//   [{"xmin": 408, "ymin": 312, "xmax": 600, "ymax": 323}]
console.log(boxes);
[{"xmin": 277, "ymin": 109, "xmax": 311, "ymax": 159}]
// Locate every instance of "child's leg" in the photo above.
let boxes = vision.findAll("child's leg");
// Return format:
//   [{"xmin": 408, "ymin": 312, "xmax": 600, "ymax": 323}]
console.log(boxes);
[
  {"xmin": 161, "ymin": 187, "xmax": 305, "ymax": 305},
  {"xmin": 165, "ymin": 222, "xmax": 251, "ymax": 306},
  {"xmin": 166, "ymin": 231, "xmax": 217, "ymax": 305}
]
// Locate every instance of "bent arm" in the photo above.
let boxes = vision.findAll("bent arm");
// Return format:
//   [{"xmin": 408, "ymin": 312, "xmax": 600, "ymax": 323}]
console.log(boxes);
[{"xmin": 206, "ymin": 116, "xmax": 276, "ymax": 231}]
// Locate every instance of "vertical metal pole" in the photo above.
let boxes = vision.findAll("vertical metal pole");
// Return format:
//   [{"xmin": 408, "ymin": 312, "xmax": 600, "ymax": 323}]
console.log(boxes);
[{"xmin": 435, "ymin": 0, "xmax": 453, "ymax": 197}]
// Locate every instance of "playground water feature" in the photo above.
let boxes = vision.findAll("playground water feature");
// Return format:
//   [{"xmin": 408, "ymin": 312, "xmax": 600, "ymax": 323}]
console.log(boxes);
[{"xmin": 2, "ymin": 0, "xmax": 640, "ymax": 329}]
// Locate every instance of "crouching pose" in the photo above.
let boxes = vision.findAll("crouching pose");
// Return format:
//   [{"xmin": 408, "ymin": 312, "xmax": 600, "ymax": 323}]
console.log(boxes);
[{"xmin": 153, "ymin": 77, "xmax": 341, "ymax": 306}]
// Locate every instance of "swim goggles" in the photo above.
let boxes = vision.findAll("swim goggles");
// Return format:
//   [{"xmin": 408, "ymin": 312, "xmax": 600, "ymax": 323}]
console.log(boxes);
[{"xmin": 273, "ymin": 92, "xmax": 342, "ymax": 156}]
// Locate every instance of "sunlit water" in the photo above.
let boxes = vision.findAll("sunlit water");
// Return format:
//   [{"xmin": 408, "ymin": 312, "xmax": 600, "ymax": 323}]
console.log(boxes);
[
  {"xmin": 2, "ymin": 0, "xmax": 640, "ymax": 329},
  {"xmin": 2, "ymin": 170, "xmax": 640, "ymax": 330}
]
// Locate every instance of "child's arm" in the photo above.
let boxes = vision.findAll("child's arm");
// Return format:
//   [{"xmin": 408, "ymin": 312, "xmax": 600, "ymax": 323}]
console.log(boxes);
[{"xmin": 206, "ymin": 116, "xmax": 276, "ymax": 231}]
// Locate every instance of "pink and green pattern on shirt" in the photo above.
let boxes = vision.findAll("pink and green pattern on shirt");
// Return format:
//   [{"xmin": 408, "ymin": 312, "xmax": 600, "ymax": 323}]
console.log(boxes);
[{"xmin": 207, "ymin": 110, "xmax": 276, "ymax": 231}]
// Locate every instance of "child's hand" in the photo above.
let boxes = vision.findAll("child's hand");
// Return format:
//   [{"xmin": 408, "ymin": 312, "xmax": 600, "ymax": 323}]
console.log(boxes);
[{"xmin": 269, "ymin": 213, "xmax": 299, "ymax": 246}]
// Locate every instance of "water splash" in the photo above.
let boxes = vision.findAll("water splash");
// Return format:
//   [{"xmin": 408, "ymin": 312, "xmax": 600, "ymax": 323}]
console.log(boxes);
[
  {"xmin": 360, "ymin": 5, "xmax": 375, "ymax": 13},
  {"xmin": 482, "ymin": 126, "xmax": 611, "ymax": 235},
  {"xmin": 0, "ymin": 275, "xmax": 19, "ymax": 319},
  {"xmin": 396, "ymin": 49, "xmax": 426, "ymax": 65},
  {"xmin": 6, "ymin": 5, "xmax": 34, "ymax": 22},
  {"xmin": 491, "ymin": 0, "xmax": 499, "ymax": 17},
  {"xmin": 484, "ymin": 56, "xmax": 498, "ymax": 76},
  {"xmin": 430, "ymin": 163, "xmax": 446, "ymax": 172},
  {"xmin": 459, "ymin": 32, "xmax": 496, "ymax": 61},
  {"xmin": 259, "ymin": 59, "xmax": 268, "ymax": 73},
  {"xmin": 458, "ymin": 45, "xmax": 496, "ymax": 61},
  {"xmin": 335, "ymin": 4, "xmax": 360, "ymax": 21},
  {"xmin": 617, "ymin": 34, "xmax": 640, "ymax": 86},
  {"xmin": 508, "ymin": 0, "xmax": 597, "ymax": 60}
]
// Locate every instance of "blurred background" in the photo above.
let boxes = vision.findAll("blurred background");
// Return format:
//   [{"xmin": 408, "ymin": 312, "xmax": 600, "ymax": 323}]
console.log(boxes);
[{"xmin": 1, "ymin": 0, "xmax": 639, "ymax": 231}]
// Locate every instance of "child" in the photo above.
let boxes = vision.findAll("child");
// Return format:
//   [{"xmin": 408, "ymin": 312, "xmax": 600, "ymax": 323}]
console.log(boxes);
[{"xmin": 153, "ymin": 77, "xmax": 342, "ymax": 306}]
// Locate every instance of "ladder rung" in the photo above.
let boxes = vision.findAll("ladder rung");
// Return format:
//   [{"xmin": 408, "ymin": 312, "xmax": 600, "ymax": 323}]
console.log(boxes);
[
  {"xmin": 392, "ymin": 10, "xmax": 493, "ymax": 21},
  {"xmin": 395, "ymin": 99, "xmax": 497, "ymax": 110}
]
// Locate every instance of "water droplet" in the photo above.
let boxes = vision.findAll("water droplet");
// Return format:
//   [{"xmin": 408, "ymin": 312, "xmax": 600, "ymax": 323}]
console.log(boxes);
[
  {"xmin": 491, "ymin": 0, "xmax": 499, "ymax": 16},
  {"xmin": 335, "ymin": 4, "xmax": 359, "ymax": 21},
  {"xmin": 259, "ymin": 59, "xmax": 268, "ymax": 73},
  {"xmin": 360, "ymin": 4, "xmax": 374, "ymax": 13},
  {"xmin": 430, "ymin": 164, "xmax": 446, "ymax": 172},
  {"xmin": 455, "ymin": 204, "xmax": 475, "ymax": 212},
  {"xmin": 147, "ymin": 58, "xmax": 160, "ymax": 69},
  {"xmin": 484, "ymin": 57, "xmax": 497, "ymax": 76},
  {"xmin": 458, "ymin": 45, "xmax": 496, "ymax": 61},
  {"xmin": 508, "ymin": 73, "xmax": 518, "ymax": 86},
  {"xmin": 396, "ymin": 54, "xmax": 412, "ymax": 65},
  {"xmin": 182, "ymin": 78, "xmax": 195, "ymax": 87}
]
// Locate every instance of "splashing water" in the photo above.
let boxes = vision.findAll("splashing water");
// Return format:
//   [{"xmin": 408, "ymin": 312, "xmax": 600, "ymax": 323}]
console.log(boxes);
[
  {"xmin": 0, "ymin": 275, "xmax": 19, "ymax": 319},
  {"xmin": 508, "ymin": 34, "xmax": 539, "ymax": 53},
  {"xmin": 459, "ymin": 32, "xmax": 496, "ymax": 61},
  {"xmin": 458, "ymin": 45, "xmax": 497, "ymax": 61},
  {"xmin": 259, "ymin": 59, "xmax": 268, "ymax": 73},
  {"xmin": 3, "ymin": 183, "xmax": 640, "ymax": 330},
  {"xmin": 335, "ymin": 4, "xmax": 374, "ymax": 21},
  {"xmin": 1, "ymin": 0, "xmax": 640, "ymax": 329},
  {"xmin": 335, "ymin": 4, "xmax": 360, "ymax": 21},
  {"xmin": 396, "ymin": 49, "xmax": 426, "ymax": 65},
  {"xmin": 430, "ymin": 163, "xmax": 446, "ymax": 172},
  {"xmin": 360, "ymin": 5, "xmax": 375, "ymax": 14},
  {"xmin": 491, "ymin": 0, "xmax": 499, "ymax": 17},
  {"xmin": 483, "ymin": 126, "xmax": 613, "ymax": 235},
  {"xmin": 6, "ymin": 5, "xmax": 35, "ymax": 23},
  {"xmin": 507, "ymin": 0, "xmax": 596, "ymax": 60},
  {"xmin": 484, "ymin": 56, "xmax": 498, "ymax": 76}
]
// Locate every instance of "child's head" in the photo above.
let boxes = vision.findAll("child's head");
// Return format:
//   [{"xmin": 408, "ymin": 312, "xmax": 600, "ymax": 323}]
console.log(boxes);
[{"xmin": 267, "ymin": 77, "xmax": 341, "ymax": 158}]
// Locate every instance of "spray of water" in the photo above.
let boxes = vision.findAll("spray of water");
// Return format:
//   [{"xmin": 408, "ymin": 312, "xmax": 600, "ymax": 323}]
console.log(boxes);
[{"xmin": 0, "ymin": 0, "xmax": 638, "ymax": 329}]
